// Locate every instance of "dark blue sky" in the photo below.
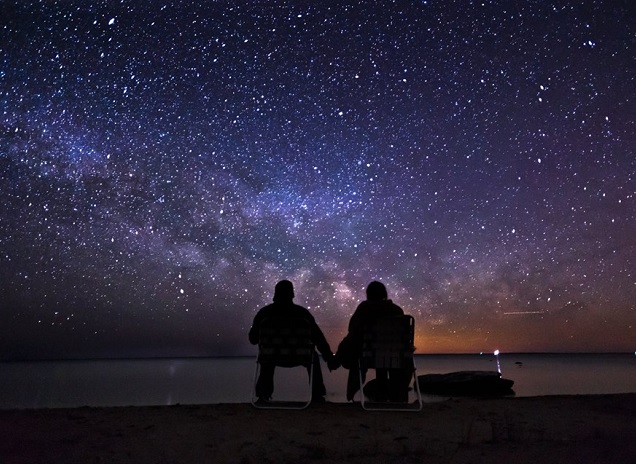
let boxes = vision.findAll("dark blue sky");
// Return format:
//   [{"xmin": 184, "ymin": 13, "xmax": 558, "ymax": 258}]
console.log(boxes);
[{"xmin": 1, "ymin": 0, "xmax": 634, "ymax": 359}]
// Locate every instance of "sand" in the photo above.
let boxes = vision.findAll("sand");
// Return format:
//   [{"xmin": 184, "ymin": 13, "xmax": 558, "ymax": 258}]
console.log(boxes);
[{"xmin": 1, "ymin": 394, "xmax": 635, "ymax": 463}]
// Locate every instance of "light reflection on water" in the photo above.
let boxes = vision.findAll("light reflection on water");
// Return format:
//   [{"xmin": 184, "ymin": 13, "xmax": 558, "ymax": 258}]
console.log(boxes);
[{"xmin": 1, "ymin": 353, "xmax": 634, "ymax": 409}]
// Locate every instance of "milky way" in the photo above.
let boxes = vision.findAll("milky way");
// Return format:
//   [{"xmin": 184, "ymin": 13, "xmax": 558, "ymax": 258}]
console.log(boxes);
[{"xmin": 1, "ymin": 0, "xmax": 634, "ymax": 359}]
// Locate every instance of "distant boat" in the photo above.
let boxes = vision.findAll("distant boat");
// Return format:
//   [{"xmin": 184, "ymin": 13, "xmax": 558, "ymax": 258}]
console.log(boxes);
[{"xmin": 416, "ymin": 371, "xmax": 515, "ymax": 396}]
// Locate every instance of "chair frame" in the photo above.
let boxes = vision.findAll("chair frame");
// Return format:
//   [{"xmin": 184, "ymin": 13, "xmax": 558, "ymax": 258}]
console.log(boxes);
[
  {"xmin": 251, "ymin": 317, "xmax": 315, "ymax": 409},
  {"xmin": 358, "ymin": 315, "xmax": 423, "ymax": 411}
]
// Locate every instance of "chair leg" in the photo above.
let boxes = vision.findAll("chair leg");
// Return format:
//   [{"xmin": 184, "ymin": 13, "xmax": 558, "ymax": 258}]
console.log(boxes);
[
  {"xmin": 307, "ymin": 355, "xmax": 314, "ymax": 406},
  {"xmin": 250, "ymin": 360, "xmax": 261, "ymax": 407},
  {"xmin": 251, "ymin": 358, "xmax": 314, "ymax": 410},
  {"xmin": 411, "ymin": 367, "xmax": 423, "ymax": 411},
  {"xmin": 358, "ymin": 362, "xmax": 366, "ymax": 409},
  {"xmin": 358, "ymin": 362, "xmax": 376, "ymax": 410}
]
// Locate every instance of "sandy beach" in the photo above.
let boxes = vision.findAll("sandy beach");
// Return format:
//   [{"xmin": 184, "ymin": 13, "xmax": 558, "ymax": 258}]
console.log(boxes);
[{"xmin": 1, "ymin": 394, "xmax": 635, "ymax": 463}]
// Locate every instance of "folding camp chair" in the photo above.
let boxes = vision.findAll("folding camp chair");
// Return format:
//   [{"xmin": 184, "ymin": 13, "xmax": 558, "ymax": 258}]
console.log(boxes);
[
  {"xmin": 358, "ymin": 315, "xmax": 423, "ymax": 411},
  {"xmin": 251, "ymin": 317, "xmax": 315, "ymax": 409}
]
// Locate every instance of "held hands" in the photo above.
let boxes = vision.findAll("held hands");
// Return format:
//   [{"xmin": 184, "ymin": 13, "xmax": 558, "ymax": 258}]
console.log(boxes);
[{"xmin": 325, "ymin": 352, "xmax": 341, "ymax": 371}]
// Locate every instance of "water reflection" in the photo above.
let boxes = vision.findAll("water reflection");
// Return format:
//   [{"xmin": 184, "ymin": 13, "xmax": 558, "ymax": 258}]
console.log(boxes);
[{"xmin": 1, "ymin": 354, "xmax": 634, "ymax": 409}]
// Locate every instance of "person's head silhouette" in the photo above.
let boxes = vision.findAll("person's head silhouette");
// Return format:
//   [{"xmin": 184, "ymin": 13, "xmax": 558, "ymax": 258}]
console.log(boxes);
[
  {"xmin": 273, "ymin": 280, "xmax": 295, "ymax": 302},
  {"xmin": 366, "ymin": 281, "xmax": 388, "ymax": 301}
]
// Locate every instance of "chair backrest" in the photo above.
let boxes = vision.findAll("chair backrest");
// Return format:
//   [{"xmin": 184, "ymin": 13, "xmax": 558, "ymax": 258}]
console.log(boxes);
[
  {"xmin": 258, "ymin": 317, "xmax": 314, "ymax": 368},
  {"xmin": 360, "ymin": 315, "xmax": 415, "ymax": 370}
]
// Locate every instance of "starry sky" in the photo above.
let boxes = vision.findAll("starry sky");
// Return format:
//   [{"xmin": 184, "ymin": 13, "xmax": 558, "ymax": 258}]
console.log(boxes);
[{"xmin": 1, "ymin": 0, "xmax": 634, "ymax": 360}]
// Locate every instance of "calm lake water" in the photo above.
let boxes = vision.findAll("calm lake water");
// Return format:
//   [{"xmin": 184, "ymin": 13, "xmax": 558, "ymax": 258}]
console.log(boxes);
[{"xmin": 1, "ymin": 353, "xmax": 635, "ymax": 409}]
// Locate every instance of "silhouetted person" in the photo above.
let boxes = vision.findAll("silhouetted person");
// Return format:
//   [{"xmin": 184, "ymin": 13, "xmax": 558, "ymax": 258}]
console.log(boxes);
[
  {"xmin": 249, "ymin": 280, "xmax": 337, "ymax": 402},
  {"xmin": 336, "ymin": 281, "xmax": 411, "ymax": 401}
]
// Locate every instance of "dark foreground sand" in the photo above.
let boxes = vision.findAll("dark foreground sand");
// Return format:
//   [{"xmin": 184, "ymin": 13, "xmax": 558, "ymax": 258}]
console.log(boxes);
[{"xmin": 1, "ymin": 394, "xmax": 635, "ymax": 464}]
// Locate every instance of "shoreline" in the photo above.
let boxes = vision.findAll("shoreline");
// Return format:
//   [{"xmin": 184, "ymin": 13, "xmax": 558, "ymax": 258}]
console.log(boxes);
[{"xmin": 2, "ymin": 393, "xmax": 635, "ymax": 463}]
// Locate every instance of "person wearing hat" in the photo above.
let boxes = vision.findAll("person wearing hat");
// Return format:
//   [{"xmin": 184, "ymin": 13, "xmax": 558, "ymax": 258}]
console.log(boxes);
[{"xmin": 249, "ymin": 280, "xmax": 337, "ymax": 403}]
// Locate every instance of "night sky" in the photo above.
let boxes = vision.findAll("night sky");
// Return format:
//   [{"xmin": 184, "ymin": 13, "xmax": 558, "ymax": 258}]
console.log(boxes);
[{"xmin": 1, "ymin": 0, "xmax": 634, "ymax": 360}]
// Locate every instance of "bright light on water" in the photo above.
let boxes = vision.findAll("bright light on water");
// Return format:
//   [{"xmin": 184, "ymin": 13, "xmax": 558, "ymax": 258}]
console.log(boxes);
[{"xmin": 494, "ymin": 350, "xmax": 501, "ymax": 374}]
